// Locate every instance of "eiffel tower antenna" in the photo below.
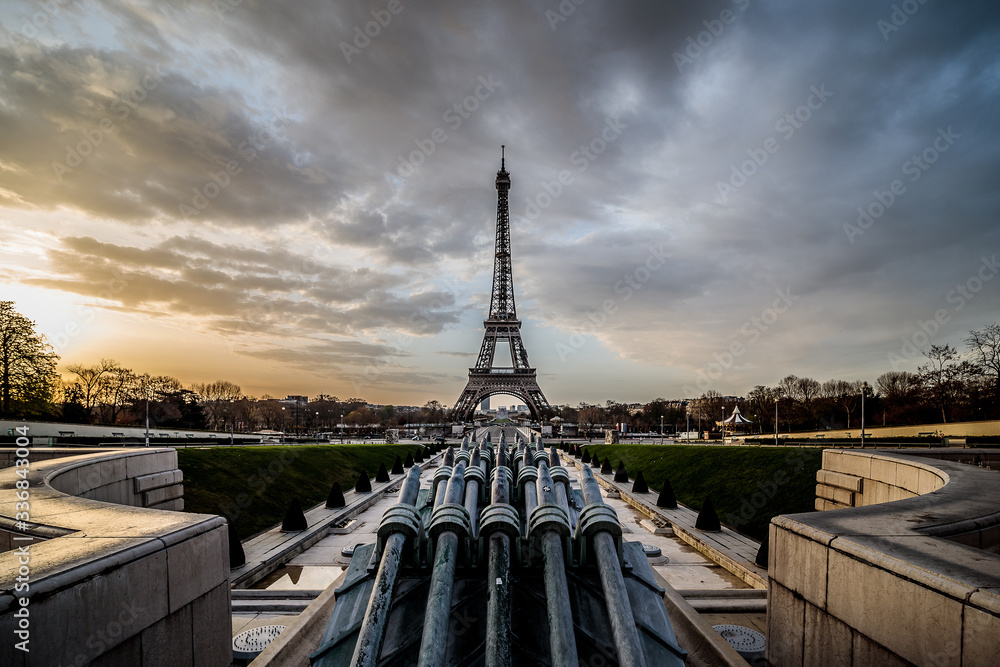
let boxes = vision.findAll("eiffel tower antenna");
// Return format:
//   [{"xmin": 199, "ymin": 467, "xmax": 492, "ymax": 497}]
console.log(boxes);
[{"xmin": 451, "ymin": 148, "xmax": 551, "ymax": 421}]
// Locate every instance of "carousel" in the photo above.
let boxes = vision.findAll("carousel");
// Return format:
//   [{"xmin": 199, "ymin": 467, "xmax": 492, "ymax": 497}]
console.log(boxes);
[{"xmin": 722, "ymin": 404, "xmax": 753, "ymax": 443}]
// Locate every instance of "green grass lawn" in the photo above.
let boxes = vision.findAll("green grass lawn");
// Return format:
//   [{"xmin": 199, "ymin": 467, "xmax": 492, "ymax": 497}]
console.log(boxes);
[
  {"xmin": 581, "ymin": 444, "xmax": 824, "ymax": 541},
  {"xmin": 178, "ymin": 444, "xmax": 422, "ymax": 541}
]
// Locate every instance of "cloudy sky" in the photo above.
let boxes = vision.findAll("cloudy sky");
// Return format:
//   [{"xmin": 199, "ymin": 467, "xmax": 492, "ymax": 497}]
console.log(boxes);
[{"xmin": 1, "ymin": 0, "xmax": 998, "ymax": 407}]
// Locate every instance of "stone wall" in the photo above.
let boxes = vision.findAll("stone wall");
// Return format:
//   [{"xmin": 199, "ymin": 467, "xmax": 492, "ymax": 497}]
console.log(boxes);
[
  {"xmin": 0, "ymin": 448, "xmax": 231, "ymax": 666},
  {"xmin": 767, "ymin": 449, "xmax": 1000, "ymax": 666},
  {"xmin": 786, "ymin": 418, "xmax": 1000, "ymax": 440}
]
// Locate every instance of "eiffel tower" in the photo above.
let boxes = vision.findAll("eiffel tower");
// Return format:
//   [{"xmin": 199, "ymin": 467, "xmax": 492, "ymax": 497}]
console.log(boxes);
[{"xmin": 451, "ymin": 147, "xmax": 551, "ymax": 421}]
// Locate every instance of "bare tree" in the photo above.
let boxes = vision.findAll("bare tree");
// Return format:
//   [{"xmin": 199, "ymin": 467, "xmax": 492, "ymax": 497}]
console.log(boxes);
[
  {"xmin": 825, "ymin": 379, "xmax": 862, "ymax": 428},
  {"xmin": 192, "ymin": 380, "xmax": 244, "ymax": 430},
  {"xmin": 917, "ymin": 345, "xmax": 966, "ymax": 423},
  {"xmin": 66, "ymin": 358, "xmax": 118, "ymax": 416},
  {"xmin": 746, "ymin": 385, "xmax": 780, "ymax": 434},
  {"xmin": 966, "ymin": 323, "xmax": 1000, "ymax": 398},
  {"xmin": 578, "ymin": 403, "xmax": 603, "ymax": 439},
  {"xmin": 95, "ymin": 365, "xmax": 137, "ymax": 424}
]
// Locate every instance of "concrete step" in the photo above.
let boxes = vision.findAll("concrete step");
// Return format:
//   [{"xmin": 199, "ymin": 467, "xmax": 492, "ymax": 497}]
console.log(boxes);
[
  {"xmin": 676, "ymin": 588, "xmax": 767, "ymax": 599},
  {"xmin": 686, "ymin": 597, "xmax": 768, "ymax": 613},
  {"xmin": 231, "ymin": 598, "xmax": 313, "ymax": 613},
  {"xmin": 231, "ymin": 589, "xmax": 323, "ymax": 600}
]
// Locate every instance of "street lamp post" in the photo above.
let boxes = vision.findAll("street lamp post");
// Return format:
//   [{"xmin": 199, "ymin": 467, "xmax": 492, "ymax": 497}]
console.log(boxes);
[
  {"xmin": 860, "ymin": 382, "xmax": 869, "ymax": 449},
  {"xmin": 660, "ymin": 415, "xmax": 664, "ymax": 445},
  {"xmin": 774, "ymin": 397, "xmax": 779, "ymax": 447}
]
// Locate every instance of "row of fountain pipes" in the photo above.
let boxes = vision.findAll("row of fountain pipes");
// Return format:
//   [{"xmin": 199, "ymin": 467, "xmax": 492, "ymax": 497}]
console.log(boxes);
[{"xmin": 347, "ymin": 428, "xmax": 649, "ymax": 667}]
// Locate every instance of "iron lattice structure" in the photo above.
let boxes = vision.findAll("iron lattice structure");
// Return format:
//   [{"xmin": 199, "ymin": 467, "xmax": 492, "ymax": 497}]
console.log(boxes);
[{"xmin": 452, "ymin": 148, "xmax": 551, "ymax": 421}]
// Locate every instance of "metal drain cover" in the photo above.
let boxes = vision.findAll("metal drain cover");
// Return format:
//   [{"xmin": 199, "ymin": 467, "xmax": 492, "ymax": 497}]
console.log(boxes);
[
  {"xmin": 712, "ymin": 624, "xmax": 765, "ymax": 659},
  {"xmin": 233, "ymin": 624, "xmax": 286, "ymax": 660}
]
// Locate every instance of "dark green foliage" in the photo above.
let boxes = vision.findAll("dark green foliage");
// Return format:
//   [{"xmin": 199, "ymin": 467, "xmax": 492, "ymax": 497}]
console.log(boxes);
[
  {"xmin": 356, "ymin": 469, "xmax": 372, "ymax": 493},
  {"xmin": 695, "ymin": 497, "xmax": 721, "ymax": 531},
  {"xmin": 581, "ymin": 444, "xmax": 823, "ymax": 541},
  {"xmin": 281, "ymin": 498, "xmax": 307, "ymax": 532},
  {"xmin": 656, "ymin": 478, "xmax": 677, "ymax": 509},
  {"xmin": 632, "ymin": 471, "xmax": 648, "ymax": 494},
  {"xmin": 601, "ymin": 457, "xmax": 612, "ymax": 474},
  {"xmin": 755, "ymin": 531, "xmax": 770, "ymax": 568},
  {"xmin": 375, "ymin": 462, "xmax": 390, "ymax": 482},
  {"xmin": 325, "ymin": 481, "xmax": 345, "ymax": 508},
  {"xmin": 177, "ymin": 444, "xmax": 420, "ymax": 541},
  {"xmin": 227, "ymin": 519, "xmax": 245, "ymax": 568},
  {"xmin": 614, "ymin": 461, "xmax": 629, "ymax": 483}
]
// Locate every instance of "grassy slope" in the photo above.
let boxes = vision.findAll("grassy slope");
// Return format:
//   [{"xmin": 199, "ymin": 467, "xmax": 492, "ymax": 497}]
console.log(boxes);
[
  {"xmin": 582, "ymin": 444, "xmax": 823, "ymax": 541},
  {"xmin": 178, "ymin": 444, "xmax": 422, "ymax": 541}
]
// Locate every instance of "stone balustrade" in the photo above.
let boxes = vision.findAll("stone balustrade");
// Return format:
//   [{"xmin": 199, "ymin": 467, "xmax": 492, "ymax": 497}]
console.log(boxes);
[
  {"xmin": 0, "ymin": 448, "xmax": 231, "ymax": 666},
  {"xmin": 767, "ymin": 448, "xmax": 1000, "ymax": 666}
]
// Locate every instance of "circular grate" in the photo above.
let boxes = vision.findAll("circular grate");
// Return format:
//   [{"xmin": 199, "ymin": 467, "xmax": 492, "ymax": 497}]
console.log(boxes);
[
  {"xmin": 712, "ymin": 624, "xmax": 766, "ymax": 659},
  {"xmin": 641, "ymin": 543, "xmax": 662, "ymax": 557},
  {"xmin": 233, "ymin": 624, "xmax": 286, "ymax": 660}
]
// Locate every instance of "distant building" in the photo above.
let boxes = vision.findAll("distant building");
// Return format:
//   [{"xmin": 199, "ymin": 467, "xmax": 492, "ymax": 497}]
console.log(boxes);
[
  {"xmin": 281, "ymin": 395, "xmax": 308, "ymax": 405},
  {"xmin": 481, "ymin": 397, "xmax": 490, "ymax": 411}
]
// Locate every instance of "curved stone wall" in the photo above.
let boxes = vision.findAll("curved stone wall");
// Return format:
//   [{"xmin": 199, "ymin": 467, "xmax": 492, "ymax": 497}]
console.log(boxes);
[
  {"xmin": 767, "ymin": 449, "xmax": 1000, "ymax": 666},
  {"xmin": 0, "ymin": 448, "xmax": 230, "ymax": 666}
]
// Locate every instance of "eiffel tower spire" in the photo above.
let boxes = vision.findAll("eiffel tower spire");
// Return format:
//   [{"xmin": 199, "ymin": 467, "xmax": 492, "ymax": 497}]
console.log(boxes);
[{"xmin": 452, "ymin": 148, "xmax": 551, "ymax": 421}]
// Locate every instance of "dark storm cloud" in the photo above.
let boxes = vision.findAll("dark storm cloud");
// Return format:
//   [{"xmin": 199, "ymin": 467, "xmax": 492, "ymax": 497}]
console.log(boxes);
[{"xmin": 2, "ymin": 0, "xmax": 999, "ymax": 397}]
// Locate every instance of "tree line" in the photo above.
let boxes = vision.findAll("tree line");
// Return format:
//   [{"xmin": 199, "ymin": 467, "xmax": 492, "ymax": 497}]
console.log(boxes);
[
  {"xmin": 0, "ymin": 301, "xmax": 451, "ymax": 431},
  {"xmin": 1, "ymin": 300, "xmax": 997, "ymax": 432},
  {"xmin": 547, "ymin": 323, "xmax": 1000, "ymax": 433}
]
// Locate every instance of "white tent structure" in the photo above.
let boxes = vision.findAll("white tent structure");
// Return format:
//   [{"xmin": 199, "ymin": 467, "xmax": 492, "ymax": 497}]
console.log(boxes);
[
  {"xmin": 722, "ymin": 405, "xmax": 752, "ymax": 443},
  {"xmin": 723, "ymin": 405, "xmax": 752, "ymax": 425}
]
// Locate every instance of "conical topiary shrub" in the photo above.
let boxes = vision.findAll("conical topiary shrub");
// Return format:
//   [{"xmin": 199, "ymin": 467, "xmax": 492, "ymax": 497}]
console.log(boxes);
[
  {"xmin": 695, "ymin": 497, "xmax": 721, "ymax": 531},
  {"xmin": 632, "ymin": 471, "xmax": 649, "ymax": 494},
  {"xmin": 391, "ymin": 455, "xmax": 404, "ymax": 475},
  {"xmin": 326, "ymin": 481, "xmax": 345, "ymax": 508},
  {"xmin": 356, "ymin": 469, "xmax": 372, "ymax": 493},
  {"xmin": 582, "ymin": 449, "xmax": 591, "ymax": 464},
  {"xmin": 601, "ymin": 457, "xmax": 612, "ymax": 474},
  {"xmin": 614, "ymin": 462, "xmax": 629, "ymax": 483},
  {"xmin": 281, "ymin": 498, "xmax": 308, "ymax": 532},
  {"xmin": 414, "ymin": 448, "xmax": 424, "ymax": 463},
  {"xmin": 404, "ymin": 452, "xmax": 415, "ymax": 468},
  {"xmin": 375, "ymin": 462, "xmax": 390, "ymax": 483},
  {"xmin": 755, "ymin": 532, "xmax": 770, "ymax": 568},
  {"xmin": 656, "ymin": 478, "xmax": 677, "ymax": 509},
  {"xmin": 227, "ymin": 519, "xmax": 245, "ymax": 568}
]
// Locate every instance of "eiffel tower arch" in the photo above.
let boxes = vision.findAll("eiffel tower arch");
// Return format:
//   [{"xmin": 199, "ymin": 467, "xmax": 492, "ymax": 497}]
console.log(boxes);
[{"xmin": 452, "ymin": 148, "xmax": 552, "ymax": 421}]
